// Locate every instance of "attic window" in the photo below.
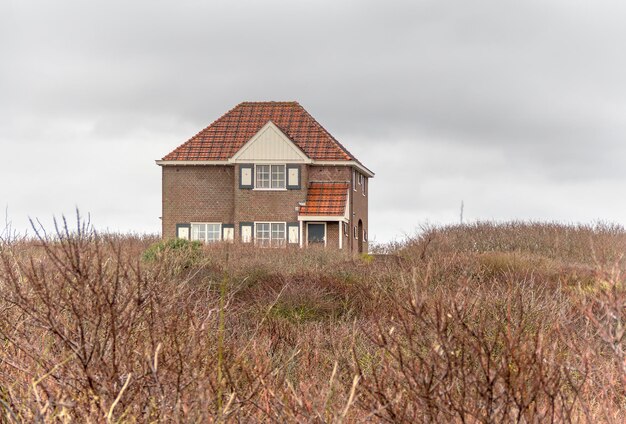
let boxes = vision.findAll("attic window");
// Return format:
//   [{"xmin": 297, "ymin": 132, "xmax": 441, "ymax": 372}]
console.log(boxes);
[{"xmin": 256, "ymin": 165, "xmax": 285, "ymax": 189}]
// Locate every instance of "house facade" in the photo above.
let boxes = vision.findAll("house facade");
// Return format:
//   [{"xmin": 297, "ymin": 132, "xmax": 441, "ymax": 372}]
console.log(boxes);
[{"xmin": 157, "ymin": 102, "xmax": 373, "ymax": 253}]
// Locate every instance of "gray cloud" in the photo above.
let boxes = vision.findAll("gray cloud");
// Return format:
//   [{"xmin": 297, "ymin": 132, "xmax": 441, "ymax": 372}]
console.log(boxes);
[{"xmin": 1, "ymin": 0, "xmax": 625, "ymax": 241}]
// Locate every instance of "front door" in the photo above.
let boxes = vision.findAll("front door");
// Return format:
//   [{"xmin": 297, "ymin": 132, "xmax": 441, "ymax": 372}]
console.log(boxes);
[{"xmin": 307, "ymin": 223, "xmax": 325, "ymax": 245}]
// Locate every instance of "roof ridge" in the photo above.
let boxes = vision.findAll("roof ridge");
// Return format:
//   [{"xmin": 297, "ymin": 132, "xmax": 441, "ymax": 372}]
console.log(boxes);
[{"xmin": 240, "ymin": 100, "xmax": 299, "ymax": 105}]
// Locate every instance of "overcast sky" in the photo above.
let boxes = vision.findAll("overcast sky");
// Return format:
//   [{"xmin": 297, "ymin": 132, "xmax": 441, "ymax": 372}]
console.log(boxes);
[{"xmin": 1, "ymin": 0, "xmax": 625, "ymax": 243}]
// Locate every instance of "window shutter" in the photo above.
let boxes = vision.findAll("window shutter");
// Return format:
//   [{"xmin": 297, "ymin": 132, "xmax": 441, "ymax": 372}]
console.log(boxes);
[
  {"xmin": 286, "ymin": 164, "xmax": 301, "ymax": 190},
  {"xmin": 222, "ymin": 224, "xmax": 234, "ymax": 243},
  {"xmin": 239, "ymin": 164, "xmax": 254, "ymax": 189},
  {"xmin": 239, "ymin": 222, "xmax": 253, "ymax": 243},
  {"xmin": 176, "ymin": 223, "xmax": 191, "ymax": 240},
  {"xmin": 287, "ymin": 222, "xmax": 299, "ymax": 243}
]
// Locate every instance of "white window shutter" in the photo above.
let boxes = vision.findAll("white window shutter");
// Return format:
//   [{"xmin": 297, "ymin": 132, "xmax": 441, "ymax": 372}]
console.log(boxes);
[
  {"xmin": 241, "ymin": 167, "xmax": 252, "ymax": 187},
  {"xmin": 288, "ymin": 168, "xmax": 299, "ymax": 187},
  {"xmin": 241, "ymin": 225, "xmax": 252, "ymax": 243}
]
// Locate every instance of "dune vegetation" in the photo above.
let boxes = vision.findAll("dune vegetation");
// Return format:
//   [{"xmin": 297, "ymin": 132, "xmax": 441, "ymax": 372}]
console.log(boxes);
[{"xmin": 0, "ymin": 217, "xmax": 625, "ymax": 422}]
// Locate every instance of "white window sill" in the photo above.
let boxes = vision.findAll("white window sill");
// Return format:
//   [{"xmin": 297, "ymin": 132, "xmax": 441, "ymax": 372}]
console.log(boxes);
[{"xmin": 252, "ymin": 188, "xmax": 288, "ymax": 191}]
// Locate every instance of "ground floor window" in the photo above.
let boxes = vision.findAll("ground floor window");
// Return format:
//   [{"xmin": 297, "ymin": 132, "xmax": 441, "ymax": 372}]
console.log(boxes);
[
  {"xmin": 255, "ymin": 222, "xmax": 286, "ymax": 247},
  {"xmin": 191, "ymin": 223, "xmax": 222, "ymax": 243}
]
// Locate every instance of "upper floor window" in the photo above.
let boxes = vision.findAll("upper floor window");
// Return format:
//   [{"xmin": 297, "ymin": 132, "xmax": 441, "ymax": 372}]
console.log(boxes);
[
  {"xmin": 256, "ymin": 164, "xmax": 285, "ymax": 189},
  {"xmin": 191, "ymin": 223, "xmax": 221, "ymax": 243},
  {"xmin": 353, "ymin": 169, "xmax": 357, "ymax": 191},
  {"xmin": 362, "ymin": 177, "xmax": 366, "ymax": 196}
]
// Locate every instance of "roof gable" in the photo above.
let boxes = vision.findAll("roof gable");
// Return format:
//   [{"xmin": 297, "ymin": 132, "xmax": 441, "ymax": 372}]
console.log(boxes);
[
  {"xmin": 162, "ymin": 101, "xmax": 356, "ymax": 162},
  {"xmin": 230, "ymin": 121, "xmax": 311, "ymax": 163}
]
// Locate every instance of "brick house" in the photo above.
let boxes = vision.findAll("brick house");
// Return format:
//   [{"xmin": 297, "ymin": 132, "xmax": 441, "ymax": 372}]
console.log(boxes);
[{"xmin": 157, "ymin": 101, "xmax": 374, "ymax": 253}]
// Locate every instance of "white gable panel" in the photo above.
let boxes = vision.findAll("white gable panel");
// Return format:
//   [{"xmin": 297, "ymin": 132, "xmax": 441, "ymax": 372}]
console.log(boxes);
[{"xmin": 231, "ymin": 122, "xmax": 311, "ymax": 163}]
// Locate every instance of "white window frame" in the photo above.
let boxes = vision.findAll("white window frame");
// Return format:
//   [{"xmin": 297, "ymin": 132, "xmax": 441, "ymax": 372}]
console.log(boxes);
[
  {"xmin": 353, "ymin": 225, "xmax": 358, "ymax": 239},
  {"xmin": 363, "ymin": 228, "xmax": 367, "ymax": 242},
  {"xmin": 191, "ymin": 222, "xmax": 222, "ymax": 243},
  {"xmin": 352, "ymin": 169, "xmax": 357, "ymax": 191},
  {"xmin": 362, "ymin": 177, "xmax": 366, "ymax": 196},
  {"xmin": 254, "ymin": 222, "xmax": 287, "ymax": 247},
  {"xmin": 255, "ymin": 164, "xmax": 286, "ymax": 190}
]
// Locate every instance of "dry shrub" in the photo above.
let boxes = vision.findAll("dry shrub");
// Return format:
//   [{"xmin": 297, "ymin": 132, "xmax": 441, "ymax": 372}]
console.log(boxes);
[{"xmin": 0, "ymin": 217, "xmax": 625, "ymax": 422}]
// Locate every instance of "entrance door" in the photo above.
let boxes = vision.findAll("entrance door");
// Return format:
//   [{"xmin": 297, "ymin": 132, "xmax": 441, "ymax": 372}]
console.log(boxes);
[{"xmin": 307, "ymin": 223, "xmax": 326, "ymax": 245}]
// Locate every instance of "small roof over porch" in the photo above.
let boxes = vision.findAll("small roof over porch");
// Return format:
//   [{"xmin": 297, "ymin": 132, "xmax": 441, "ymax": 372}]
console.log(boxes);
[{"xmin": 298, "ymin": 181, "xmax": 349, "ymax": 222}]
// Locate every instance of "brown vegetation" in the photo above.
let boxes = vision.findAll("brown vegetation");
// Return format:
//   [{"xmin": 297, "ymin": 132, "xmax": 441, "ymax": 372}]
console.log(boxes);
[{"xmin": 0, "ymin": 218, "xmax": 625, "ymax": 422}]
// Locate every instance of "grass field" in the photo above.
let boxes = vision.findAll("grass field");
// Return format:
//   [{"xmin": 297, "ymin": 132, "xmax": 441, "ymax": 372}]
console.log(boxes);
[{"xmin": 0, "ymin": 218, "xmax": 625, "ymax": 422}]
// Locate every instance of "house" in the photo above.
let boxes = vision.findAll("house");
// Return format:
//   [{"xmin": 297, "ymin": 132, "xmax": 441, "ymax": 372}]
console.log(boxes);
[{"xmin": 156, "ymin": 101, "xmax": 374, "ymax": 253}]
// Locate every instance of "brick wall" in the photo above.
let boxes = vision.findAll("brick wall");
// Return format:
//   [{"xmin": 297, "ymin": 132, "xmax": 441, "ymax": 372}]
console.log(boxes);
[
  {"xmin": 161, "ymin": 166, "xmax": 234, "ymax": 238},
  {"xmin": 308, "ymin": 165, "xmax": 350, "ymax": 183},
  {"xmin": 326, "ymin": 222, "xmax": 339, "ymax": 249},
  {"xmin": 233, "ymin": 164, "xmax": 309, "ymax": 240},
  {"xmin": 161, "ymin": 163, "xmax": 369, "ymax": 254},
  {"xmin": 351, "ymin": 169, "xmax": 369, "ymax": 254}
]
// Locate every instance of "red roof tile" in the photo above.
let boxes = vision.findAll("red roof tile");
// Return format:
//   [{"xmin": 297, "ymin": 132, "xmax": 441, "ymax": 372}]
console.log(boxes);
[
  {"xmin": 299, "ymin": 182, "xmax": 349, "ymax": 216},
  {"xmin": 163, "ymin": 102, "xmax": 356, "ymax": 161}
]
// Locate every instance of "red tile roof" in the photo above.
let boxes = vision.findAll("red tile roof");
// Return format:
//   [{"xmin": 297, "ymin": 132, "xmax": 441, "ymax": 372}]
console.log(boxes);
[
  {"xmin": 162, "ymin": 102, "xmax": 356, "ymax": 161},
  {"xmin": 299, "ymin": 182, "xmax": 349, "ymax": 216}
]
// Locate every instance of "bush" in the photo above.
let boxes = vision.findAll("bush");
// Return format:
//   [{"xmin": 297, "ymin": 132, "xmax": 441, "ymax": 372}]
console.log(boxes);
[
  {"xmin": 0, "ymin": 220, "xmax": 625, "ymax": 421},
  {"xmin": 142, "ymin": 237, "xmax": 203, "ymax": 262}
]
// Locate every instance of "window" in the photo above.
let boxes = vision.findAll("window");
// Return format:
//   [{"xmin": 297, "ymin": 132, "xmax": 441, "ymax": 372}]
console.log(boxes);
[
  {"xmin": 362, "ymin": 177, "xmax": 366, "ymax": 196},
  {"xmin": 191, "ymin": 223, "xmax": 221, "ymax": 243},
  {"xmin": 255, "ymin": 165, "xmax": 285, "ymax": 189},
  {"xmin": 363, "ymin": 229, "xmax": 367, "ymax": 242},
  {"xmin": 255, "ymin": 222, "xmax": 286, "ymax": 247},
  {"xmin": 358, "ymin": 173, "xmax": 363, "ymax": 185},
  {"xmin": 343, "ymin": 222, "xmax": 349, "ymax": 236},
  {"xmin": 352, "ymin": 170, "xmax": 357, "ymax": 191},
  {"xmin": 353, "ymin": 225, "xmax": 358, "ymax": 239}
]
